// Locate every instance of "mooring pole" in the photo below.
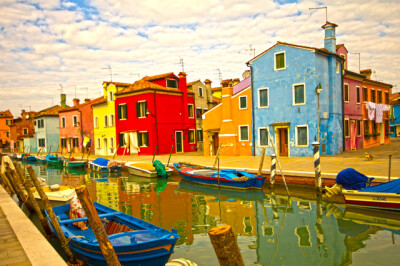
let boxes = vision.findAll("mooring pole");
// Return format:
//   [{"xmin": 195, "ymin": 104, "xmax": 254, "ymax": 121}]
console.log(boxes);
[
  {"xmin": 167, "ymin": 145, "xmax": 174, "ymax": 167},
  {"xmin": 270, "ymin": 154, "xmax": 277, "ymax": 186},
  {"xmin": 213, "ymin": 143, "xmax": 222, "ymax": 168},
  {"xmin": 5, "ymin": 171, "xmax": 23, "ymax": 202},
  {"xmin": 75, "ymin": 185, "xmax": 121, "ymax": 266},
  {"xmin": 312, "ymin": 142, "xmax": 322, "ymax": 193},
  {"xmin": 0, "ymin": 172, "xmax": 15, "ymax": 195},
  {"xmin": 10, "ymin": 170, "xmax": 35, "ymax": 213},
  {"xmin": 152, "ymin": 144, "xmax": 158, "ymax": 163},
  {"xmin": 388, "ymin": 154, "xmax": 392, "ymax": 181},
  {"xmin": 208, "ymin": 224, "xmax": 244, "ymax": 266},
  {"xmin": 257, "ymin": 148, "xmax": 266, "ymax": 176},
  {"xmin": 27, "ymin": 166, "xmax": 76, "ymax": 264}
]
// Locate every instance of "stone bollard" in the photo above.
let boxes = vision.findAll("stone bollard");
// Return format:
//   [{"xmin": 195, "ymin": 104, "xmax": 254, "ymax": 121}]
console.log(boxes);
[{"xmin": 312, "ymin": 142, "xmax": 322, "ymax": 193}]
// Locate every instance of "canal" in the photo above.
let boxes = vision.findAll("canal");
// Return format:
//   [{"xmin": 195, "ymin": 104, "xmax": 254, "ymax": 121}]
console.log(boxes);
[{"xmin": 20, "ymin": 162, "xmax": 400, "ymax": 265}]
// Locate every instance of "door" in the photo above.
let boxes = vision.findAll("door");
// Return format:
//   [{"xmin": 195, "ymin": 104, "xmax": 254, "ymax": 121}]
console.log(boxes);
[
  {"xmin": 380, "ymin": 123, "xmax": 385, "ymax": 144},
  {"xmin": 103, "ymin": 138, "xmax": 108, "ymax": 156},
  {"xmin": 350, "ymin": 120, "xmax": 357, "ymax": 150},
  {"xmin": 278, "ymin": 128, "xmax": 288, "ymax": 156},
  {"xmin": 175, "ymin": 131, "xmax": 183, "ymax": 153},
  {"xmin": 212, "ymin": 133, "xmax": 219, "ymax": 155}
]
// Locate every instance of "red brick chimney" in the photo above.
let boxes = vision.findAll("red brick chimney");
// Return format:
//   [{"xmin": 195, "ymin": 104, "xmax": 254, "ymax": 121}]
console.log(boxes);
[
  {"xmin": 179, "ymin": 72, "xmax": 188, "ymax": 125},
  {"xmin": 84, "ymin": 98, "xmax": 91, "ymax": 103},
  {"xmin": 73, "ymin": 98, "xmax": 80, "ymax": 107}
]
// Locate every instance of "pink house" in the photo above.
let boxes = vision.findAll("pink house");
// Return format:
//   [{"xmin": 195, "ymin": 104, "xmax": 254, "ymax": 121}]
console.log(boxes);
[{"xmin": 59, "ymin": 97, "xmax": 103, "ymax": 154}]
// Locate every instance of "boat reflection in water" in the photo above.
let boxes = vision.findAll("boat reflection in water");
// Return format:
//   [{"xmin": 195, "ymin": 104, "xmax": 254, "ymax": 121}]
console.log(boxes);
[{"xmin": 22, "ymin": 163, "xmax": 400, "ymax": 265}]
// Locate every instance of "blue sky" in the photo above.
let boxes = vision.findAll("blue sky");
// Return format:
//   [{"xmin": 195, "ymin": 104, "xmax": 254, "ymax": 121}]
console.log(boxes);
[{"xmin": 0, "ymin": 0, "xmax": 399, "ymax": 116}]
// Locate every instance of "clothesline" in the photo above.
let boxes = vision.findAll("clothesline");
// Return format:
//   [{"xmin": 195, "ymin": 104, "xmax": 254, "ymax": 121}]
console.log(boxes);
[{"xmin": 365, "ymin": 102, "xmax": 390, "ymax": 123}]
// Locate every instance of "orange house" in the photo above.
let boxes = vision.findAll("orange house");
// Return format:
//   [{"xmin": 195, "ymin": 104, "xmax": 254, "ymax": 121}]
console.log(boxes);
[
  {"xmin": 0, "ymin": 110, "xmax": 13, "ymax": 151},
  {"xmin": 203, "ymin": 77, "xmax": 252, "ymax": 156},
  {"xmin": 361, "ymin": 69, "xmax": 392, "ymax": 148}
]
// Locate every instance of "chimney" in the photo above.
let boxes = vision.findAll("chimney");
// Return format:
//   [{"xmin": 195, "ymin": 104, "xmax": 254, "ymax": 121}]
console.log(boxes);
[
  {"xmin": 60, "ymin": 93, "xmax": 67, "ymax": 108},
  {"xmin": 179, "ymin": 72, "xmax": 188, "ymax": 124},
  {"xmin": 204, "ymin": 79, "xmax": 212, "ymax": 104},
  {"xmin": 84, "ymin": 98, "xmax": 91, "ymax": 103},
  {"xmin": 73, "ymin": 98, "xmax": 80, "ymax": 107},
  {"xmin": 322, "ymin": 22, "xmax": 338, "ymax": 53},
  {"xmin": 360, "ymin": 69, "xmax": 372, "ymax": 79},
  {"xmin": 21, "ymin": 110, "xmax": 25, "ymax": 116}
]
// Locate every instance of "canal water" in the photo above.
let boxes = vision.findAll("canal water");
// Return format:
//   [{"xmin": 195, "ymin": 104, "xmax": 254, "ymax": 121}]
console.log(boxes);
[{"xmin": 20, "ymin": 162, "xmax": 400, "ymax": 265}]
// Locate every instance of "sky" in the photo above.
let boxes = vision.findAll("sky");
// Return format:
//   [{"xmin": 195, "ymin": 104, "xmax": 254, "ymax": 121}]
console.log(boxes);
[{"xmin": 1, "ymin": 0, "xmax": 399, "ymax": 117}]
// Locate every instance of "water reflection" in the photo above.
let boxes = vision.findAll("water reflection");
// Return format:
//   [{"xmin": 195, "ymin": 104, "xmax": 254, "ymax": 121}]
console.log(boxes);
[{"xmin": 22, "ymin": 162, "xmax": 400, "ymax": 265}]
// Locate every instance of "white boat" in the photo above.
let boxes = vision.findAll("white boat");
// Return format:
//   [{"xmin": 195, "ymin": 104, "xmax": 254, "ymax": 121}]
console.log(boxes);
[
  {"xmin": 125, "ymin": 162, "xmax": 173, "ymax": 178},
  {"xmin": 31, "ymin": 185, "xmax": 76, "ymax": 208}
]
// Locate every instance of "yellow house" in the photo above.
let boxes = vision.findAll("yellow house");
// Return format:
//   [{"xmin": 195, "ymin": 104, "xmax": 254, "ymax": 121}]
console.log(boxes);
[{"xmin": 93, "ymin": 82, "xmax": 131, "ymax": 156}]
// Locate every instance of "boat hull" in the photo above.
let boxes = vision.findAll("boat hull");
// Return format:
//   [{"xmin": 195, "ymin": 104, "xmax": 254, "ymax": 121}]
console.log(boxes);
[
  {"xmin": 89, "ymin": 162, "xmax": 121, "ymax": 173},
  {"xmin": 64, "ymin": 161, "xmax": 87, "ymax": 169},
  {"xmin": 126, "ymin": 162, "xmax": 173, "ymax": 178},
  {"xmin": 342, "ymin": 190, "xmax": 400, "ymax": 211}
]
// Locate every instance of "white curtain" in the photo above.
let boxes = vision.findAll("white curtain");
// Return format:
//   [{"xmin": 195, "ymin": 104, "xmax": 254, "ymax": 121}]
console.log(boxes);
[
  {"xmin": 129, "ymin": 132, "xmax": 140, "ymax": 154},
  {"xmin": 124, "ymin": 133, "xmax": 130, "ymax": 153}
]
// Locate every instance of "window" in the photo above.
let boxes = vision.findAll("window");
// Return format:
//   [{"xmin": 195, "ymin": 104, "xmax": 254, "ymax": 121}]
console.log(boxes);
[
  {"xmin": 197, "ymin": 129, "xmax": 203, "ymax": 142},
  {"xmin": 357, "ymin": 120, "xmax": 361, "ymax": 137},
  {"xmin": 356, "ymin": 86, "xmax": 361, "ymax": 104},
  {"xmin": 110, "ymin": 114, "xmax": 114, "ymax": 126},
  {"xmin": 104, "ymin": 115, "xmax": 108, "ymax": 127},
  {"xmin": 372, "ymin": 120, "xmax": 378, "ymax": 133},
  {"xmin": 6, "ymin": 119, "xmax": 12, "ymax": 126},
  {"xmin": 136, "ymin": 101, "xmax": 147, "ymax": 118},
  {"xmin": 166, "ymin": 79, "xmax": 177, "ymax": 88},
  {"xmin": 138, "ymin": 132, "xmax": 149, "ymax": 147},
  {"xmin": 108, "ymin": 91, "xmax": 113, "ymax": 102},
  {"xmin": 239, "ymin": 96, "xmax": 247, "ymax": 109},
  {"xmin": 38, "ymin": 138, "xmax": 45, "ymax": 147},
  {"xmin": 344, "ymin": 84, "xmax": 349, "ymax": 102},
  {"xmin": 110, "ymin": 137, "xmax": 114, "ymax": 149},
  {"xmin": 37, "ymin": 119, "xmax": 44, "ymax": 128},
  {"xmin": 73, "ymin": 115, "xmax": 78, "ymax": 127},
  {"xmin": 198, "ymin": 87, "xmax": 203, "ymax": 97},
  {"xmin": 196, "ymin": 108, "xmax": 202, "ymax": 119},
  {"xmin": 23, "ymin": 128, "xmax": 28, "ymax": 135},
  {"xmin": 274, "ymin": 51, "xmax": 285, "ymax": 70},
  {"xmin": 61, "ymin": 117, "xmax": 66, "ymax": 128},
  {"xmin": 239, "ymin": 125, "xmax": 249, "ymax": 141},
  {"xmin": 94, "ymin": 117, "xmax": 98, "ymax": 128},
  {"xmin": 6, "ymin": 131, "xmax": 10, "ymax": 137},
  {"xmin": 385, "ymin": 92, "xmax": 389, "ymax": 104},
  {"xmin": 188, "ymin": 129, "xmax": 195, "ymax": 143},
  {"xmin": 118, "ymin": 133, "xmax": 125, "ymax": 147},
  {"xmin": 73, "ymin": 137, "xmax": 79, "ymax": 148},
  {"xmin": 362, "ymin": 87, "xmax": 368, "ymax": 102},
  {"xmin": 344, "ymin": 119, "xmax": 349, "ymax": 138},
  {"xmin": 371, "ymin": 89, "xmax": 376, "ymax": 102},
  {"xmin": 61, "ymin": 138, "xmax": 67, "ymax": 148},
  {"xmin": 258, "ymin": 127, "xmax": 269, "ymax": 146},
  {"xmin": 293, "ymin": 84, "xmax": 305, "ymax": 105},
  {"xmin": 295, "ymin": 125, "xmax": 308, "ymax": 146},
  {"xmin": 203, "ymin": 108, "xmax": 208, "ymax": 114},
  {"xmin": 97, "ymin": 138, "xmax": 101, "ymax": 148},
  {"xmin": 377, "ymin": 90, "xmax": 382, "ymax": 103},
  {"xmin": 336, "ymin": 61, "xmax": 339, "ymax": 73},
  {"xmin": 385, "ymin": 119, "xmax": 390, "ymax": 135},
  {"xmin": 364, "ymin": 120, "xmax": 369, "ymax": 135},
  {"xmin": 258, "ymin": 88, "xmax": 269, "ymax": 108},
  {"xmin": 118, "ymin": 104, "xmax": 128, "ymax": 120},
  {"xmin": 188, "ymin": 104, "xmax": 194, "ymax": 118}
]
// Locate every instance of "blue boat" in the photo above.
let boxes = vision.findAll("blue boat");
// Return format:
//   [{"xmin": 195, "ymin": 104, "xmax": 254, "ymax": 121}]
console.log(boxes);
[
  {"xmin": 45, "ymin": 154, "xmax": 63, "ymax": 167},
  {"xmin": 22, "ymin": 154, "xmax": 36, "ymax": 162},
  {"xmin": 173, "ymin": 162, "xmax": 266, "ymax": 190},
  {"xmin": 46, "ymin": 202, "xmax": 179, "ymax": 265},
  {"xmin": 89, "ymin": 158, "xmax": 121, "ymax": 173}
]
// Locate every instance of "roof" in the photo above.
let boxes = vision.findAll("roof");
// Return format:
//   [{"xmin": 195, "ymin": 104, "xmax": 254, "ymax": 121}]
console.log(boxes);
[
  {"xmin": 115, "ymin": 78, "xmax": 182, "ymax": 96},
  {"xmin": 0, "ymin": 110, "xmax": 13, "ymax": 118},
  {"xmin": 212, "ymin": 96, "xmax": 222, "ymax": 104},
  {"xmin": 390, "ymin": 92, "xmax": 400, "ymax": 103},
  {"xmin": 91, "ymin": 98, "xmax": 107, "ymax": 107},
  {"xmin": 187, "ymin": 80, "xmax": 201, "ymax": 87},
  {"xmin": 363, "ymin": 78, "xmax": 392, "ymax": 88},
  {"xmin": 344, "ymin": 69, "xmax": 365, "ymax": 80},
  {"xmin": 247, "ymin": 41, "xmax": 343, "ymax": 65},
  {"xmin": 145, "ymin": 72, "xmax": 177, "ymax": 81},
  {"xmin": 336, "ymin": 44, "xmax": 348, "ymax": 53},
  {"xmin": 103, "ymin": 81, "xmax": 132, "ymax": 87},
  {"xmin": 233, "ymin": 77, "xmax": 251, "ymax": 95},
  {"xmin": 35, "ymin": 105, "xmax": 66, "ymax": 118},
  {"xmin": 59, "ymin": 97, "xmax": 104, "ymax": 113},
  {"xmin": 211, "ymin": 86, "xmax": 222, "ymax": 92},
  {"xmin": 322, "ymin": 21, "xmax": 338, "ymax": 29}
]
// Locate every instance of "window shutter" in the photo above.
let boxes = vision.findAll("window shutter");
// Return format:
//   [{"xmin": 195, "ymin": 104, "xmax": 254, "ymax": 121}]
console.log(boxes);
[
  {"xmin": 136, "ymin": 102, "xmax": 140, "ymax": 117},
  {"xmin": 118, "ymin": 105, "xmax": 121, "ymax": 120},
  {"xmin": 144, "ymin": 101, "xmax": 147, "ymax": 116},
  {"xmin": 124, "ymin": 104, "xmax": 128, "ymax": 119},
  {"xmin": 145, "ymin": 132, "xmax": 149, "ymax": 146},
  {"xmin": 118, "ymin": 133, "xmax": 123, "ymax": 147},
  {"xmin": 138, "ymin": 133, "xmax": 142, "ymax": 146}
]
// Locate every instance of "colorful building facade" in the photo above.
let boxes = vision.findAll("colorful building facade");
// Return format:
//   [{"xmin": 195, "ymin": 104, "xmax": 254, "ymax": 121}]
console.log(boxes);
[
  {"xmin": 59, "ymin": 97, "xmax": 103, "ymax": 154},
  {"xmin": 248, "ymin": 22, "xmax": 344, "ymax": 157},
  {"xmin": 9, "ymin": 110, "xmax": 36, "ymax": 152},
  {"xmin": 390, "ymin": 92, "xmax": 400, "ymax": 137},
  {"xmin": 0, "ymin": 110, "xmax": 13, "ymax": 151},
  {"xmin": 114, "ymin": 72, "xmax": 196, "ymax": 155},
  {"xmin": 203, "ymin": 77, "xmax": 252, "ymax": 156},
  {"xmin": 92, "ymin": 82, "xmax": 131, "ymax": 156}
]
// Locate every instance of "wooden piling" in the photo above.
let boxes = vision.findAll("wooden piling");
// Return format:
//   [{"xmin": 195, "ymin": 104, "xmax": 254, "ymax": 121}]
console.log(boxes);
[
  {"xmin": 75, "ymin": 185, "xmax": 121, "ymax": 266},
  {"xmin": 0, "ymin": 172, "xmax": 16, "ymax": 194},
  {"xmin": 208, "ymin": 224, "xmax": 244, "ymax": 266},
  {"xmin": 212, "ymin": 144, "xmax": 222, "ymax": 168},
  {"xmin": 167, "ymin": 145, "xmax": 174, "ymax": 167},
  {"xmin": 312, "ymin": 142, "xmax": 322, "ymax": 193},
  {"xmin": 270, "ymin": 154, "xmax": 277, "ymax": 186},
  {"xmin": 257, "ymin": 148, "xmax": 266, "ymax": 176},
  {"xmin": 27, "ymin": 165, "xmax": 76, "ymax": 264},
  {"xmin": 10, "ymin": 170, "xmax": 35, "ymax": 213},
  {"xmin": 5, "ymin": 171, "xmax": 23, "ymax": 202}
]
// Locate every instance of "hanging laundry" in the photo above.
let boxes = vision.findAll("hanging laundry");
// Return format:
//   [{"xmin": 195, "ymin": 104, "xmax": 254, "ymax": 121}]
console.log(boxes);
[
  {"xmin": 366, "ymin": 102, "xmax": 376, "ymax": 120},
  {"xmin": 83, "ymin": 136, "xmax": 90, "ymax": 146},
  {"xmin": 383, "ymin": 104, "xmax": 390, "ymax": 112},
  {"xmin": 375, "ymin": 103, "xmax": 384, "ymax": 123}
]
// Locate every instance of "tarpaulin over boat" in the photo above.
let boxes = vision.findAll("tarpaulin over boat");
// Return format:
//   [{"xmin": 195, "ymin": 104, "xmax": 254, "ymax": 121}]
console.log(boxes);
[
  {"xmin": 45, "ymin": 154, "xmax": 58, "ymax": 160},
  {"xmin": 336, "ymin": 168, "xmax": 374, "ymax": 190},
  {"xmin": 91, "ymin": 157, "xmax": 109, "ymax": 167},
  {"xmin": 360, "ymin": 178, "xmax": 400, "ymax": 194}
]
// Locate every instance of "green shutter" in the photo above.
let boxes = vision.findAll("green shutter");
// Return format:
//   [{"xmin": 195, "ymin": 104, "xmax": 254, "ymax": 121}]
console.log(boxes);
[
  {"xmin": 145, "ymin": 132, "xmax": 149, "ymax": 146},
  {"xmin": 295, "ymin": 85, "xmax": 304, "ymax": 104},
  {"xmin": 118, "ymin": 133, "xmax": 123, "ymax": 147},
  {"xmin": 118, "ymin": 105, "xmax": 121, "ymax": 120},
  {"xmin": 276, "ymin": 53, "xmax": 285, "ymax": 69},
  {"xmin": 138, "ymin": 133, "xmax": 142, "ymax": 146},
  {"xmin": 136, "ymin": 102, "xmax": 140, "ymax": 117},
  {"xmin": 124, "ymin": 104, "xmax": 128, "ymax": 119},
  {"xmin": 144, "ymin": 101, "xmax": 147, "ymax": 116}
]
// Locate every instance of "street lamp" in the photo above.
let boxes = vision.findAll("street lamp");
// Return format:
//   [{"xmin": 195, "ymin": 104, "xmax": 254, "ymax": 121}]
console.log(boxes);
[{"xmin": 315, "ymin": 83, "xmax": 322, "ymax": 142}]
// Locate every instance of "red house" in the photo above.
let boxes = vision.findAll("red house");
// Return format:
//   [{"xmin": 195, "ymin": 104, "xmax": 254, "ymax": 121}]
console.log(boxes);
[{"xmin": 114, "ymin": 72, "xmax": 197, "ymax": 155}]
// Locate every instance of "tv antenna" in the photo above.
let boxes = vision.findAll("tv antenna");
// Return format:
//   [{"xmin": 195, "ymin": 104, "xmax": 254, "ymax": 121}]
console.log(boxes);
[
  {"xmin": 80, "ymin": 87, "xmax": 88, "ymax": 98},
  {"xmin": 215, "ymin": 68, "xmax": 222, "ymax": 83},
  {"xmin": 176, "ymin": 57, "xmax": 184, "ymax": 72},
  {"xmin": 59, "ymin": 84, "xmax": 64, "ymax": 94},
  {"xmin": 245, "ymin": 45, "xmax": 256, "ymax": 58},
  {"xmin": 102, "ymin": 65, "xmax": 112, "ymax": 81},
  {"xmin": 309, "ymin": 6, "xmax": 328, "ymax": 22}
]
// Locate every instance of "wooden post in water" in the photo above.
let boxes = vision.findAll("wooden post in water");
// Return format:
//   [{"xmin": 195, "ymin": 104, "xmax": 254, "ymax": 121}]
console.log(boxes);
[
  {"xmin": 167, "ymin": 145, "xmax": 174, "ymax": 167},
  {"xmin": 152, "ymin": 144, "xmax": 158, "ymax": 163},
  {"xmin": 55, "ymin": 145, "xmax": 59, "ymax": 157},
  {"xmin": 212, "ymin": 144, "xmax": 222, "ymax": 168},
  {"xmin": 10, "ymin": 170, "xmax": 35, "ymax": 213},
  {"xmin": 312, "ymin": 142, "xmax": 322, "ymax": 193},
  {"xmin": 270, "ymin": 154, "xmax": 277, "ymax": 186},
  {"xmin": 257, "ymin": 148, "xmax": 266, "ymax": 176},
  {"xmin": 5, "ymin": 171, "xmax": 23, "ymax": 202},
  {"xmin": 208, "ymin": 224, "xmax": 244, "ymax": 266},
  {"xmin": 0, "ymin": 172, "xmax": 16, "ymax": 195},
  {"xmin": 75, "ymin": 185, "xmax": 121, "ymax": 266},
  {"xmin": 26, "ymin": 165, "xmax": 76, "ymax": 264}
]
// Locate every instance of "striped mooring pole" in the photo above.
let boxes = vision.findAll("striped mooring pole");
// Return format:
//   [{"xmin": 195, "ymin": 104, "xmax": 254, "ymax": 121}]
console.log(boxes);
[
  {"xmin": 270, "ymin": 154, "xmax": 277, "ymax": 186},
  {"xmin": 312, "ymin": 142, "xmax": 322, "ymax": 192}
]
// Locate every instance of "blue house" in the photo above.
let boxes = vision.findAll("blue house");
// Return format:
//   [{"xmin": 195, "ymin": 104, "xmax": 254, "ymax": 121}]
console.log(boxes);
[
  {"xmin": 390, "ymin": 92, "xmax": 400, "ymax": 137},
  {"xmin": 247, "ymin": 22, "xmax": 344, "ymax": 157}
]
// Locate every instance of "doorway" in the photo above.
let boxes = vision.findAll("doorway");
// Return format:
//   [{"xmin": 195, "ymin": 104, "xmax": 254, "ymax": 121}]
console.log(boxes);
[
  {"xmin": 175, "ymin": 131, "xmax": 183, "ymax": 153},
  {"xmin": 212, "ymin": 133, "xmax": 219, "ymax": 155},
  {"xmin": 278, "ymin": 128, "xmax": 288, "ymax": 156},
  {"xmin": 350, "ymin": 120, "xmax": 356, "ymax": 150},
  {"xmin": 380, "ymin": 123, "xmax": 385, "ymax": 144},
  {"xmin": 103, "ymin": 138, "xmax": 108, "ymax": 155}
]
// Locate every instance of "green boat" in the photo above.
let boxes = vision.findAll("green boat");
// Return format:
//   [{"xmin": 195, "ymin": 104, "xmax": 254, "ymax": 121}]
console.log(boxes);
[
  {"xmin": 64, "ymin": 160, "xmax": 87, "ymax": 169},
  {"xmin": 45, "ymin": 154, "xmax": 63, "ymax": 167}
]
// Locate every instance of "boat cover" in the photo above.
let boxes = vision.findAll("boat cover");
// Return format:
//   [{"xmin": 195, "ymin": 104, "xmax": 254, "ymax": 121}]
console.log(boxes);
[
  {"xmin": 336, "ymin": 168, "xmax": 374, "ymax": 190},
  {"xmin": 212, "ymin": 169, "xmax": 254, "ymax": 180},
  {"xmin": 92, "ymin": 157, "xmax": 109, "ymax": 167},
  {"xmin": 359, "ymin": 178, "xmax": 400, "ymax": 194},
  {"xmin": 45, "ymin": 154, "xmax": 58, "ymax": 160}
]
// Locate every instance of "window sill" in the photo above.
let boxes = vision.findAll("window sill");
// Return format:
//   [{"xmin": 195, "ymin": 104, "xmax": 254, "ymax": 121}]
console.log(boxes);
[
  {"xmin": 258, "ymin": 106, "xmax": 269, "ymax": 109},
  {"xmin": 239, "ymin": 107, "xmax": 248, "ymax": 110},
  {"xmin": 292, "ymin": 103, "xmax": 305, "ymax": 106},
  {"xmin": 274, "ymin": 67, "xmax": 286, "ymax": 71},
  {"xmin": 295, "ymin": 145, "xmax": 308, "ymax": 147}
]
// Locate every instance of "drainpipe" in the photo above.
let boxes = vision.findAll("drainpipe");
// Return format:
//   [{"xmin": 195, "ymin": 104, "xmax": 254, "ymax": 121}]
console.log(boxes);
[
  {"xmin": 154, "ymin": 91, "xmax": 159, "ymax": 155},
  {"xmin": 341, "ymin": 59, "xmax": 345, "ymax": 152},
  {"xmin": 249, "ymin": 65, "xmax": 256, "ymax": 156}
]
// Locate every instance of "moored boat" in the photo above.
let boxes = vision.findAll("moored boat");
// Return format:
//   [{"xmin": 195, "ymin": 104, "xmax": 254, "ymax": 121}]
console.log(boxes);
[
  {"xmin": 31, "ymin": 184, "xmax": 76, "ymax": 208},
  {"xmin": 89, "ymin": 158, "xmax": 121, "ymax": 173},
  {"xmin": 126, "ymin": 161, "xmax": 173, "ymax": 178},
  {"xmin": 45, "ymin": 154, "xmax": 63, "ymax": 167},
  {"xmin": 46, "ymin": 202, "xmax": 180, "ymax": 265},
  {"xmin": 22, "ymin": 153, "xmax": 36, "ymax": 162},
  {"xmin": 64, "ymin": 159, "xmax": 87, "ymax": 169},
  {"xmin": 173, "ymin": 162, "xmax": 266, "ymax": 190}
]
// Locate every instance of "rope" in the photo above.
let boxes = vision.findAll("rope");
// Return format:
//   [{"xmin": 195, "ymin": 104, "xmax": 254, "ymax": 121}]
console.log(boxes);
[{"xmin": 63, "ymin": 236, "xmax": 86, "ymax": 248}]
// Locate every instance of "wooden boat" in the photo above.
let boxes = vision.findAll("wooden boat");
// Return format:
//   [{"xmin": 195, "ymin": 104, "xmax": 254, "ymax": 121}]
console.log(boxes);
[
  {"xmin": 64, "ymin": 159, "xmax": 87, "ymax": 169},
  {"xmin": 35, "ymin": 155, "xmax": 46, "ymax": 163},
  {"xmin": 45, "ymin": 154, "xmax": 63, "ymax": 167},
  {"xmin": 125, "ymin": 162, "xmax": 173, "ymax": 178},
  {"xmin": 173, "ymin": 162, "xmax": 266, "ymax": 190},
  {"xmin": 22, "ymin": 153, "xmax": 36, "ymax": 162},
  {"xmin": 89, "ymin": 158, "xmax": 121, "ymax": 173},
  {"xmin": 46, "ymin": 202, "xmax": 180, "ymax": 265},
  {"xmin": 342, "ymin": 187, "xmax": 400, "ymax": 211}
]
